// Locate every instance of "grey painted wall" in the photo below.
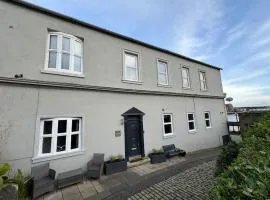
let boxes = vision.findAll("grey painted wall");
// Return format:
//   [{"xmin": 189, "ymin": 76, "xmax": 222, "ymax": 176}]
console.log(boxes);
[
  {"xmin": 0, "ymin": 1, "xmax": 227, "ymax": 175},
  {"xmin": 0, "ymin": 84, "xmax": 227, "ymax": 175},
  {"xmin": 0, "ymin": 1, "xmax": 224, "ymax": 97}
]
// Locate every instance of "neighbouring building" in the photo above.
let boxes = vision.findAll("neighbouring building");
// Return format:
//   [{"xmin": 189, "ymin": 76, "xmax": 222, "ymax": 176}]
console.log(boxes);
[{"xmin": 0, "ymin": 0, "xmax": 228, "ymax": 175}]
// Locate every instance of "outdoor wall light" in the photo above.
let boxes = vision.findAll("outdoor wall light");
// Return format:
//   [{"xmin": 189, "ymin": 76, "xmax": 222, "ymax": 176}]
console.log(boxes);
[{"xmin": 120, "ymin": 118, "xmax": 124, "ymax": 125}]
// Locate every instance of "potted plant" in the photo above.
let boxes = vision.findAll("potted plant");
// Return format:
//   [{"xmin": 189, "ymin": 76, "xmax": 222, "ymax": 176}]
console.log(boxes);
[
  {"xmin": 149, "ymin": 148, "xmax": 166, "ymax": 164},
  {"xmin": 104, "ymin": 154, "xmax": 127, "ymax": 175},
  {"xmin": 0, "ymin": 163, "xmax": 27, "ymax": 200},
  {"xmin": 176, "ymin": 148, "xmax": 186, "ymax": 157}
]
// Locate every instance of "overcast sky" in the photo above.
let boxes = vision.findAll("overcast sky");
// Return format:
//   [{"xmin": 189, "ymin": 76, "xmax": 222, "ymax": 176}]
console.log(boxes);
[{"xmin": 25, "ymin": 0, "xmax": 270, "ymax": 107}]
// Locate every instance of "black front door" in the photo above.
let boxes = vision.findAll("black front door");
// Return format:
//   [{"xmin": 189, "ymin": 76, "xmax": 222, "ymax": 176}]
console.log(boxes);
[{"xmin": 125, "ymin": 116, "xmax": 143, "ymax": 158}]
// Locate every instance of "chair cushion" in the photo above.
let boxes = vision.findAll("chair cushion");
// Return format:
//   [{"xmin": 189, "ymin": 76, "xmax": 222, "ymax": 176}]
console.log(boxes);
[
  {"xmin": 88, "ymin": 165, "xmax": 100, "ymax": 171},
  {"xmin": 31, "ymin": 163, "xmax": 49, "ymax": 180},
  {"xmin": 34, "ymin": 177, "xmax": 55, "ymax": 189}
]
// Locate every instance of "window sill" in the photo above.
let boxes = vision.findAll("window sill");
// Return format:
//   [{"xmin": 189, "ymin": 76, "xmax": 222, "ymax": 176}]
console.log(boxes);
[
  {"xmin": 41, "ymin": 69, "xmax": 85, "ymax": 78},
  {"xmin": 182, "ymin": 87, "xmax": 192, "ymax": 90},
  {"xmin": 163, "ymin": 134, "xmax": 175, "ymax": 139},
  {"xmin": 32, "ymin": 150, "xmax": 85, "ymax": 164},
  {"xmin": 122, "ymin": 79, "xmax": 143, "ymax": 85},
  {"xmin": 200, "ymin": 89, "xmax": 208, "ymax": 92},
  {"xmin": 157, "ymin": 84, "xmax": 172, "ymax": 88},
  {"xmin": 188, "ymin": 130, "xmax": 197, "ymax": 134}
]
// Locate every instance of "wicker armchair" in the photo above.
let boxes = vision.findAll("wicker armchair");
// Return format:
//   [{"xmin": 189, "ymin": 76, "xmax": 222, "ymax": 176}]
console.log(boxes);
[
  {"xmin": 31, "ymin": 163, "xmax": 56, "ymax": 199},
  {"xmin": 86, "ymin": 153, "xmax": 104, "ymax": 179}
]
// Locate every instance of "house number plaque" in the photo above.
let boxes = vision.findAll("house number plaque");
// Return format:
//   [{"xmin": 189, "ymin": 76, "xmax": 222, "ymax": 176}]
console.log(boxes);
[{"xmin": 115, "ymin": 130, "xmax": 121, "ymax": 137}]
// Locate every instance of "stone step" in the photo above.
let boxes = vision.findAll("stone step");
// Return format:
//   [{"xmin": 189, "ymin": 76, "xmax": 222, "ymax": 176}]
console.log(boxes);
[{"xmin": 127, "ymin": 157, "xmax": 150, "ymax": 168}]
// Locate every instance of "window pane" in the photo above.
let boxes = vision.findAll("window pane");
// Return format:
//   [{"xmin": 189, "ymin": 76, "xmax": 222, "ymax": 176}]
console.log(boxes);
[
  {"xmin": 163, "ymin": 115, "xmax": 171, "ymax": 123},
  {"xmin": 43, "ymin": 121, "xmax": 52, "ymax": 135},
  {"xmin": 189, "ymin": 122, "xmax": 195, "ymax": 130},
  {"xmin": 61, "ymin": 53, "xmax": 70, "ymax": 69},
  {"xmin": 183, "ymin": 78, "xmax": 189, "ymax": 88},
  {"xmin": 158, "ymin": 74, "xmax": 168, "ymax": 85},
  {"xmin": 182, "ymin": 68, "xmax": 188, "ymax": 78},
  {"xmin": 164, "ymin": 124, "xmax": 172, "ymax": 134},
  {"xmin": 205, "ymin": 112, "xmax": 209, "ymax": 119},
  {"xmin": 206, "ymin": 120, "xmax": 210, "ymax": 127},
  {"xmin": 48, "ymin": 52, "xmax": 57, "ymax": 68},
  {"xmin": 42, "ymin": 137, "xmax": 51, "ymax": 153},
  {"xmin": 74, "ymin": 56, "xmax": 81, "ymax": 72},
  {"xmin": 56, "ymin": 136, "xmax": 66, "ymax": 152},
  {"xmin": 200, "ymin": 72, "xmax": 205, "ymax": 81},
  {"xmin": 125, "ymin": 53, "xmax": 137, "ymax": 68},
  {"xmin": 71, "ymin": 134, "xmax": 79, "ymax": 149},
  {"xmin": 72, "ymin": 119, "xmax": 80, "ymax": 132},
  {"xmin": 74, "ymin": 41, "xmax": 82, "ymax": 55},
  {"xmin": 58, "ymin": 120, "xmax": 67, "ymax": 133},
  {"xmin": 62, "ymin": 37, "xmax": 70, "ymax": 52},
  {"xmin": 158, "ymin": 62, "xmax": 167, "ymax": 74},
  {"xmin": 49, "ymin": 35, "xmax": 57, "ymax": 50},
  {"xmin": 126, "ymin": 67, "xmax": 138, "ymax": 81},
  {"xmin": 188, "ymin": 114, "xmax": 194, "ymax": 121}
]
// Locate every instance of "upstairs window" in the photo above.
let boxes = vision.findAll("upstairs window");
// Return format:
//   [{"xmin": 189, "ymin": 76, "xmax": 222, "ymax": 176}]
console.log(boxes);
[
  {"xmin": 182, "ymin": 67, "xmax": 191, "ymax": 88},
  {"xmin": 187, "ymin": 113, "xmax": 196, "ymax": 132},
  {"xmin": 157, "ymin": 60, "xmax": 169, "ymax": 85},
  {"xmin": 39, "ymin": 118, "xmax": 81, "ymax": 157},
  {"xmin": 123, "ymin": 51, "xmax": 139, "ymax": 82},
  {"xmin": 199, "ymin": 71, "xmax": 207, "ymax": 90},
  {"xmin": 46, "ymin": 32, "xmax": 83, "ymax": 74},
  {"xmin": 162, "ymin": 114, "xmax": 173, "ymax": 136},
  {"xmin": 204, "ymin": 111, "xmax": 212, "ymax": 128}
]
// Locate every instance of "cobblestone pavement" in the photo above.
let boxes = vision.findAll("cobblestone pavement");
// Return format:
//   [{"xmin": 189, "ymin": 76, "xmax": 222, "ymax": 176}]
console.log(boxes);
[{"xmin": 128, "ymin": 160, "xmax": 216, "ymax": 200}]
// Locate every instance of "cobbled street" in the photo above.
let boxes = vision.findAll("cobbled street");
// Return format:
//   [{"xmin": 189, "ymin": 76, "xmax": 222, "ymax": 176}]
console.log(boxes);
[{"xmin": 128, "ymin": 160, "xmax": 216, "ymax": 200}]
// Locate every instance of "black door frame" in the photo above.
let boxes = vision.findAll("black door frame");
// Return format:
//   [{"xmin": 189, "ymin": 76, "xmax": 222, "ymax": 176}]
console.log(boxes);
[{"xmin": 122, "ymin": 107, "xmax": 145, "ymax": 161}]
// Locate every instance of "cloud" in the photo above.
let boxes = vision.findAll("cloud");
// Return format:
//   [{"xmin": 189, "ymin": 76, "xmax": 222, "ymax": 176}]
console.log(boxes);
[
  {"xmin": 224, "ymin": 67, "xmax": 270, "ymax": 85},
  {"xmin": 224, "ymin": 84, "xmax": 270, "ymax": 107},
  {"xmin": 173, "ymin": 0, "xmax": 224, "ymax": 59}
]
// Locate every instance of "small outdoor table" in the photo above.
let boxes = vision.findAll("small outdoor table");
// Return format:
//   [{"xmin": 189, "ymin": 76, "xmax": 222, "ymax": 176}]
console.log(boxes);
[{"xmin": 57, "ymin": 168, "xmax": 83, "ymax": 189}]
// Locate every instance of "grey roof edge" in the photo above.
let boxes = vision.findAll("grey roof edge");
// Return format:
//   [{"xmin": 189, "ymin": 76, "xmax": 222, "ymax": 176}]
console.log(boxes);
[
  {"xmin": 6, "ymin": 0, "xmax": 222, "ymax": 71},
  {"xmin": 0, "ymin": 76, "xmax": 225, "ymax": 99}
]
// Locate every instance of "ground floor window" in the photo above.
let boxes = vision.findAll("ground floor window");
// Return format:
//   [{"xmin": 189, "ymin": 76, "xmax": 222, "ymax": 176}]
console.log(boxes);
[
  {"xmin": 204, "ymin": 111, "xmax": 212, "ymax": 128},
  {"xmin": 163, "ymin": 113, "xmax": 173, "ymax": 136},
  {"xmin": 39, "ymin": 117, "xmax": 81, "ymax": 157},
  {"xmin": 187, "ymin": 113, "xmax": 196, "ymax": 132}
]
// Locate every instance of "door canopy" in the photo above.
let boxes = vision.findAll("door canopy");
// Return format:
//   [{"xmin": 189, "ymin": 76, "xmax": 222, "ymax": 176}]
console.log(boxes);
[{"xmin": 122, "ymin": 107, "xmax": 145, "ymax": 116}]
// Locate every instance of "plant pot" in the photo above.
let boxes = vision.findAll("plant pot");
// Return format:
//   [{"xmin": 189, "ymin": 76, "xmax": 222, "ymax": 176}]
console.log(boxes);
[
  {"xmin": 179, "ymin": 150, "xmax": 186, "ymax": 157},
  {"xmin": 149, "ymin": 153, "xmax": 166, "ymax": 164},
  {"xmin": 104, "ymin": 160, "xmax": 127, "ymax": 175}
]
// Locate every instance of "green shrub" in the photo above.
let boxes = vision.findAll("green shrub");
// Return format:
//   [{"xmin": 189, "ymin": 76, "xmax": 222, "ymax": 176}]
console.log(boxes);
[
  {"xmin": 109, "ymin": 154, "xmax": 124, "ymax": 162},
  {"xmin": 211, "ymin": 112, "xmax": 270, "ymax": 199},
  {"xmin": 151, "ymin": 148, "xmax": 164, "ymax": 154},
  {"xmin": 215, "ymin": 141, "xmax": 240, "ymax": 175},
  {"xmin": 0, "ymin": 163, "xmax": 26, "ymax": 199}
]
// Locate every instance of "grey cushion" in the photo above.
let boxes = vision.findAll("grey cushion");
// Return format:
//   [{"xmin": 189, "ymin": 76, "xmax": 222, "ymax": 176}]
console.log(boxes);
[
  {"xmin": 35, "ymin": 177, "xmax": 55, "ymax": 188},
  {"xmin": 31, "ymin": 163, "xmax": 49, "ymax": 180}
]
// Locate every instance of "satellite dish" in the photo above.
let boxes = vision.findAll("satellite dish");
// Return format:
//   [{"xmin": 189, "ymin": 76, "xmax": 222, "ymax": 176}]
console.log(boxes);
[{"xmin": 226, "ymin": 97, "xmax": 233, "ymax": 102}]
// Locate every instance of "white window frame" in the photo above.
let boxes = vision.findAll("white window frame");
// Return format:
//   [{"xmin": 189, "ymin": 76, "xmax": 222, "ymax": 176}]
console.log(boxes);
[
  {"xmin": 157, "ymin": 59, "xmax": 169, "ymax": 86},
  {"xmin": 38, "ymin": 117, "xmax": 82, "ymax": 157},
  {"xmin": 123, "ymin": 50, "xmax": 140, "ymax": 82},
  {"xmin": 187, "ymin": 113, "xmax": 196, "ymax": 132},
  {"xmin": 162, "ymin": 113, "xmax": 174, "ymax": 136},
  {"xmin": 204, "ymin": 111, "xmax": 212, "ymax": 128},
  {"xmin": 199, "ymin": 71, "xmax": 207, "ymax": 91},
  {"xmin": 45, "ymin": 32, "xmax": 83, "ymax": 75},
  {"xmin": 181, "ymin": 67, "xmax": 191, "ymax": 88}
]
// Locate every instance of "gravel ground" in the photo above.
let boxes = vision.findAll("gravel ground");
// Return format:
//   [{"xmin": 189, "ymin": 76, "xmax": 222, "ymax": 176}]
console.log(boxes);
[{"xmin": 128, "ymin": 160, "xmax": 216, "ymax": 200}]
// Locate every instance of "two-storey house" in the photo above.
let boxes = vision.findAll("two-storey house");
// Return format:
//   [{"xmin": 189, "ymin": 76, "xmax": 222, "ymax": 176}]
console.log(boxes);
[{"xmin": 0, "ymin": 0, "xmax": 228, "ymax": 174}]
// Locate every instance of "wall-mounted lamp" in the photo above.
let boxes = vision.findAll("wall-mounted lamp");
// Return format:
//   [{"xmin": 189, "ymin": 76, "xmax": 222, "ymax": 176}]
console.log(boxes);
[{"xmin": 120, "ymin": 118, "xmax": 124, "ymax": 125}]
